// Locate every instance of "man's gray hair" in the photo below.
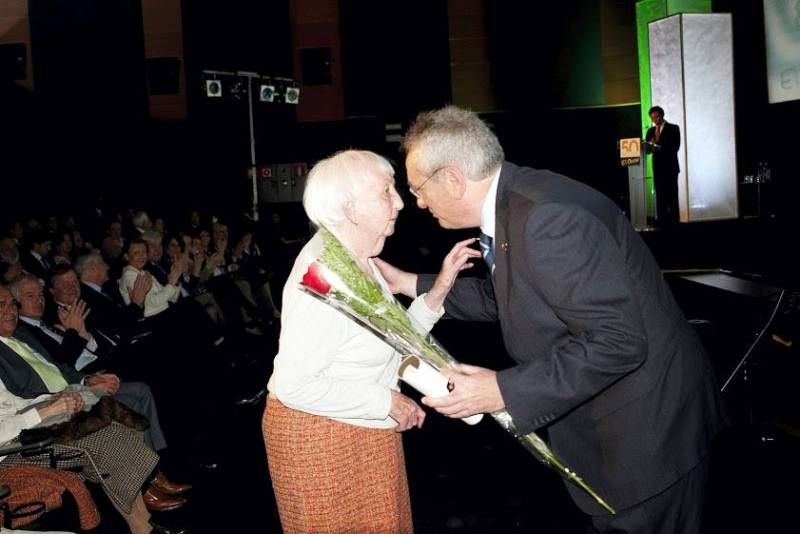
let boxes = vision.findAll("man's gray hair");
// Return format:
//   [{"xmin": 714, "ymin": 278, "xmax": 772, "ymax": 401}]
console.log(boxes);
[
  {"xmin": 141, "ymin": 230, "xmax": 162, "ymax": 245},
  {"xmin": 74, "ymin": 251, "xmax": 104, "ymax": 277},
  {"xmin": 402, "ymin": 105, "xmax": 504, "ymax": 182},
  {"xmin": 132, "ymin": 211, "xmax": 150, "ymax": 228},
  {"xmin": 9, "ymin": 273, "xmax": 43, "ymax": 300},
  {"xmin": 303, "ymin": 150, "xmax": 395, "ymax": 229}
]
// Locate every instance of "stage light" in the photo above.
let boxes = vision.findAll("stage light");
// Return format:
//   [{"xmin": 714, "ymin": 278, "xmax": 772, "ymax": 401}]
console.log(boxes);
[
  {"xmin": 260, "ymin": 84, "xmax": 275, "ymax": 102},
  {"xmin": 229, "ymin": 79, "xmax": 247, "ymax": 100},
  {"xmin": 285, "ymin": 86, "xmax": 300, "ymax": 105},
  {"xmin": 206, "ymin": 79, "xmax": 222, "ymax": 97}
]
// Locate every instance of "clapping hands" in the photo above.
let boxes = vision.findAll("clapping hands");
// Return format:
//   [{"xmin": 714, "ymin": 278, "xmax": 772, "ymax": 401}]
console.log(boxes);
[{"xmin": 56, "ymin": 300, "xmax": 91, "ymax": 341}]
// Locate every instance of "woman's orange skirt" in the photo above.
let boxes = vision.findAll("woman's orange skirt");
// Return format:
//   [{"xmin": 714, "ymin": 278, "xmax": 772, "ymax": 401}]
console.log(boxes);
[{"xmin": 263, "ymin": 396, "xmax": 413, "ymax": 534}]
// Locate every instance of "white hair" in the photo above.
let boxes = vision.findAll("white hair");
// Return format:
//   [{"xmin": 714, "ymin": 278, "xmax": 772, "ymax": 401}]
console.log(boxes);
[
  {"xmin": 303, "ymin": 150, "xmax": 395, "ymax": 229},
  {"xmin": 141, "ymin": 230, "xmax": 162, "ymax": 245},
  {"xmin": 74, "ymin": 251, "xmax": 104, "ymax": 277},
  {"xmin": 9, "ymin": 273, "xmax": 42, "ymax": 300},
  {"xmin": 132, "ymin": 211, "xmax": 150, "ymax": 228},
  {"xmin": 402, "ymin": 105, "xmax": 504, "ymax": 182}
]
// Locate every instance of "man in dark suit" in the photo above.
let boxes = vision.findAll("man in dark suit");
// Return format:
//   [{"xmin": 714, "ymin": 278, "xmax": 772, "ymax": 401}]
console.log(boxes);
[
  {"xmin": 72, "ymin": 253, "xmax": 152, "ymax": 352},
  {"xmin": 377, "ymin": 106, "xmax": 726, "ymax": 533},
  {"xmin": 20, "ymin": 229, "xmax": 54, "ymax": 282},
  {"xmin": 645, "ymin": 105, "xmax": 681, "ymax": 227}
]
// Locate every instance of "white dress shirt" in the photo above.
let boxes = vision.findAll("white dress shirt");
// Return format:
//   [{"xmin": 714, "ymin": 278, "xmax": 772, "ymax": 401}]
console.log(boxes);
[
  {"xmin": 267, "ymin": 232, "xmax": 444, "ymax": 429},
  {"xmin": 480, "ymin": 167, "xmax": 502, "ymax": 239},
  {"xmin": 18, "ymin": 316, "xmax": 99, "ymax": 371},
  {"xmin": 119, "ymin": 266, "xmax": 179, "ymax": 317}
]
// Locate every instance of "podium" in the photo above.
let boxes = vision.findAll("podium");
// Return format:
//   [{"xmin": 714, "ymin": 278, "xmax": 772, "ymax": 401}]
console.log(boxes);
[{"xmin": 619, "ymin": 137, "xmax": 650, "ymax": 231}]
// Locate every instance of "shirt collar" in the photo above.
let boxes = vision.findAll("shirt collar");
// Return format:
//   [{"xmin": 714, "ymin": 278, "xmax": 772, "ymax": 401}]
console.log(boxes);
[
  {"xmin": 85, "ymin": 281, "xmax": 103, "ymax": 293},
  {"xmin": 30, "ymin": 251, "xmax": 42, "ymax": 261},
  {"xmin": 479, "ymin": 167, "xmax": 502, "ymax": 239},
  {"xmin": 18, "ymin": 316, "xmax": 40, "ymax": 328}
]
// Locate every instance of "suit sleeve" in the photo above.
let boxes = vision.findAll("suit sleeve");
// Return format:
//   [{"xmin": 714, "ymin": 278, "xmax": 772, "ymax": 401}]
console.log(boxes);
[
  {"xmin": 54, "ymin": 330, "xmax": 89, "ymax": 368},
  {"xmin": 496, "ymin": 204, "xmax": 648, "ymax": 434},
  {"xmin": 417, "ymin": 273, "xmax": 498, "ymax": 322}
]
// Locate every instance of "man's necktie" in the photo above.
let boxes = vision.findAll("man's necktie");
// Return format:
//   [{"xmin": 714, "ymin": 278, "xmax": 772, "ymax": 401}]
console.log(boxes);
[
  {"xmin": 655, "ymin": 123, "xmax": 662, "ymax": 143},
  {"xmin": 4, "ymin": 337, "xmax": 68, "ymax": 392},
  {"xmin": 478, "ymin": 232, "xmax": 495, "ymax": 274}
]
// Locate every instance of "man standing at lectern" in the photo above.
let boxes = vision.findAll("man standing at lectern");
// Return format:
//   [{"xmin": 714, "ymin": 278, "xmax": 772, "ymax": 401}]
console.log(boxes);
[{"xmin": 645, "ymin": 105, "xmax": 680, "ymax": 227}]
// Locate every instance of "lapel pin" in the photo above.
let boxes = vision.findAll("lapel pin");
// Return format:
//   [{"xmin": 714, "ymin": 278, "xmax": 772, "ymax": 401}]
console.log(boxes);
[{"xmin": 500, "ymin": 242, "xmax": 509, "ymax": 252}]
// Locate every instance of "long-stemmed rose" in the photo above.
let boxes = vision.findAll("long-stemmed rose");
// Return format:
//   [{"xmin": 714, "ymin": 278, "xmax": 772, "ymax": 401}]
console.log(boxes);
[{"xmin": 299, "ymin": 227, "xmax": 616, "ymax": 514}]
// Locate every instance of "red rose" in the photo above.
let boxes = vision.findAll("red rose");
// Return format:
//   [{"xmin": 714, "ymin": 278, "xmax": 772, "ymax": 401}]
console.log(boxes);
[{"xmin": 301, "ymin": 262, "xmax": 331, "ymax": 294}]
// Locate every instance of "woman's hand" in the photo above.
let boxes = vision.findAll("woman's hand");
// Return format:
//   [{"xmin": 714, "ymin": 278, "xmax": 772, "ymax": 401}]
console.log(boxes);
[
  {"xmin": 191, "ymin": 250, "xmax": 206, "ymax": 277},
  {"xmin": 372, "ymin": 258, "xmax": 417, "ymax": 298},
  {"xmin": 168, "ymin": 254, "xmax": 188, "ymax": 285},
  {"xmin": 128, "ymin": 272, "xmax": 152, "ymax": 307},
  {"xmin": 37, "ymin": 392, "xmax": 84, "ymax": 419},
  {"xmin": 423, "ymin": 238, "xmax": 481, "ymax": 311},
  {"xmin": 388, "ymin": 391, "xmax": 425, "ymax": 432}
]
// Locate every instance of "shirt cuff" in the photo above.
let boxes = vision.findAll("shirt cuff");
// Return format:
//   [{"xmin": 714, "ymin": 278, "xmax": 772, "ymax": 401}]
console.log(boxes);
[
  {"xmin": 20, "ymin": 407, "xmax": 42, "ymax": 428},
  {"xmin": 375, "ymin": 385, "xmax": 393, "ymax": 420},
  {"xmin": 407, "ymin": 293, "xmax": 446, "ymax": 334}
]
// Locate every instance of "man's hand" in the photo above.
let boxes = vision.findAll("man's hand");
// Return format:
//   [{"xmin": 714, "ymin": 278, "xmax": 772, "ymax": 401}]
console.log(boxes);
[
  {"xmin": 85, "ymin": 373, "xmax": 121, "ymax": 395},
  {"xmin": 422, "ymin": 364, "xmax": 504, "ymax": 419},
  {"xmin": 388, "ymin": 390, "xmax": 426, "ymax": 432},
  {"xmin": 372, "ymin": 258, "xmax": 418, "ymax": 298},
  {"xmin": 56, "ymin": 300, "xmax": 91, "ymax": 340},
  {"xmin": 128, "ymin": 272, "xmax": 152, "ymax": 307},
  {"xmin": 424, "ymin": 238, "xmax": 481, "ymax": 311}
]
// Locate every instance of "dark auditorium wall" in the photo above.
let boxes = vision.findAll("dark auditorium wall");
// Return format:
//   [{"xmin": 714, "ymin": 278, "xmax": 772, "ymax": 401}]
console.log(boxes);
[{"xmin": 0, "ymin": 0, "xmax": 797, "ymax": 236}]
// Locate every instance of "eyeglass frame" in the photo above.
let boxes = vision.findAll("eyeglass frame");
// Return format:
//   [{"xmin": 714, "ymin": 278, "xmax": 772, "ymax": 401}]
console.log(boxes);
[{"xmin": 408, "ymin": 166, "xmax": 446, "ymax": 198}]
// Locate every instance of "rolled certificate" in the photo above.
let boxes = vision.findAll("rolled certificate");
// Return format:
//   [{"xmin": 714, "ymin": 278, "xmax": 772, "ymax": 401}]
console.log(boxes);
[{"xmin": 399, "ymin": 356, "xmax": 483, "ymax": 426}]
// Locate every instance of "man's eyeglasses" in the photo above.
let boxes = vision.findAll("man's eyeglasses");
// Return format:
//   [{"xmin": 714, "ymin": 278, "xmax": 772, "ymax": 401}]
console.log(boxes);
[{"xmin": 409, "ymin": 167, "xmax": 444, "ymax": 198}]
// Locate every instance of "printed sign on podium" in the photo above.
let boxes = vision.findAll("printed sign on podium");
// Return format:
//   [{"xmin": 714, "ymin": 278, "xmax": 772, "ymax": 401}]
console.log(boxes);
[{"xmin": 619, "ymin": 138, "xmax": 641, "ymax": 166}]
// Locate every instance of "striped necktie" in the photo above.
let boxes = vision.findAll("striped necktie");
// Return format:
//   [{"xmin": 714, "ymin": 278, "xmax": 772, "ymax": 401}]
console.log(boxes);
[
  {"xmin": 478, "ymin": 232, "xmax": 495, "ymax": 273},
  {"xmin": 3, "ymin": 337, "xmax": 69, "ymax": 393}
]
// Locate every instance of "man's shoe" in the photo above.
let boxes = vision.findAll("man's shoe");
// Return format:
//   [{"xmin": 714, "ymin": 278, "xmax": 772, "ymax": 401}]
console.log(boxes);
[
  {"xmin": 151, "ymin": 471, "xmax": 193, "ymax": 495},
  {"xmin": 143, "ymin": 486, "xmax": 187, "ymax": 512},
  {"xmin": 235, "ymin": 386, "xmax": 267, "ymax": 406}
]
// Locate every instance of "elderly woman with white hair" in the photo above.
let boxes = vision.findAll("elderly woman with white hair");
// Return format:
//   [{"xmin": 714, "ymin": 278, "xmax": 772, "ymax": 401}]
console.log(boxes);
[{"xmin": 263, "ymin": 150, "xmax": 479, "ymax": 533}]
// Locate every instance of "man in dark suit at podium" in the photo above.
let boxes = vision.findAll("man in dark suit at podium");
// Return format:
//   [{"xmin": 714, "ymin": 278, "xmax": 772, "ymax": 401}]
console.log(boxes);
[{"xmin": 645, "ymin": 106, "xmax": 681, "ymax": 227}]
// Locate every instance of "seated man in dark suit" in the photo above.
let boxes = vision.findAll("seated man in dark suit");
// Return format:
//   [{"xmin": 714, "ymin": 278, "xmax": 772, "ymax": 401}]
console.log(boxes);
[
  {"xmin": 20, "ymin": 229, "xmax": 53, "ymax": 282},
  {"xmin": 13, "ymin": 273, "xmax": 108, "ymax": 373},
  {"xmin": 71, "ymin": 253, "xmax": 153, "ymax": 351},
  {"xmin": 0, "ymin": 283, "xmax": 190, "ymax": 510}
]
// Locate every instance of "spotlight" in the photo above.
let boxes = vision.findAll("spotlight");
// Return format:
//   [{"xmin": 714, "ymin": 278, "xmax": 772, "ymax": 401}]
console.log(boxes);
[
  {"xmin": 285, "ymin": 86, "xmax": 300, "ymax": 105},
  {"xmin": 259, "ymin": 84, "xmax": 275, "ymax": 102},
  {"xmin": 206, "ymin": 79, "xmax": 222, "ymax": 97}
]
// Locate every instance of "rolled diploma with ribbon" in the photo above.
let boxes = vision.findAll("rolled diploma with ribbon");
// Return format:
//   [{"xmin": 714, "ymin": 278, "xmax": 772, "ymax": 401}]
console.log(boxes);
[{"xmin": 399, "ymin": 356, "xmax": 483, "ymax": 425}]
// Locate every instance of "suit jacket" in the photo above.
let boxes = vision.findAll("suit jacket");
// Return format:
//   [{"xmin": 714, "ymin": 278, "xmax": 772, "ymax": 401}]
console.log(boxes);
[
  {"xmin": 22, "ymin": 321, "xmax": 90, "ymax": 370},
  {"xmin": 0, "ymin": 324, "xmax": 84, "ymax": 398},
  {"xmin": 21, "ymin": 252, "xmax": 52, "ymax": 282},
  {"xmin": 419, "ymin": 161, "xmax": 725, "ymax": 514},
  {"xmin": 79, "ymin": 282, "xmax": 148, "ymax": 350},
  {"xmin": 645, "ymin": 121, "xmax": 681, "ymax": 181}
]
